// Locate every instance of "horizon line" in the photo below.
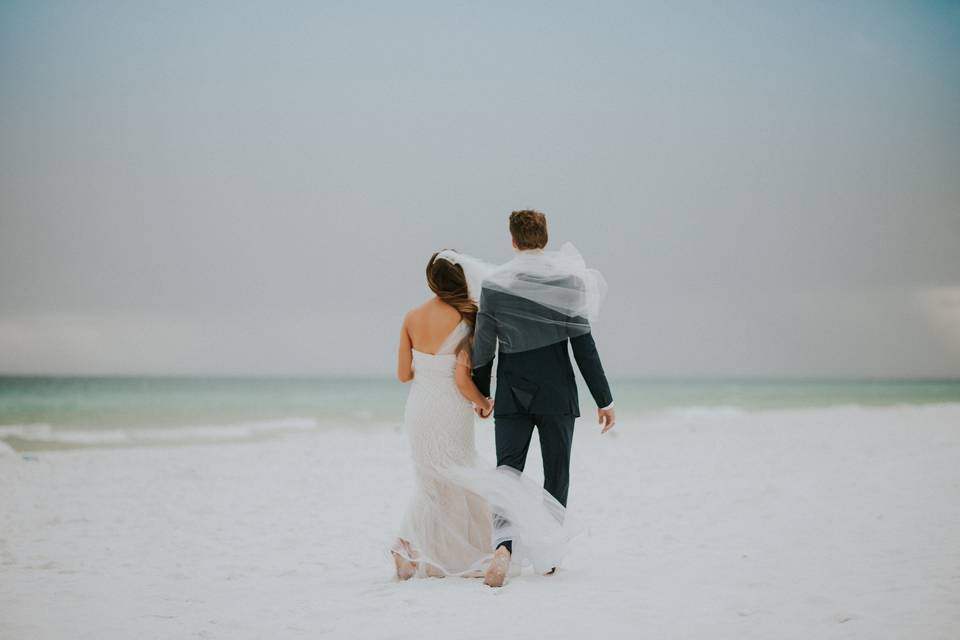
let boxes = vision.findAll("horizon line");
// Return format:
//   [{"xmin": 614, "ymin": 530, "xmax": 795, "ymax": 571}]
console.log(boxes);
[{"xmin": 1, "ymin": 372, "xmax": 958, "ymax": 384}]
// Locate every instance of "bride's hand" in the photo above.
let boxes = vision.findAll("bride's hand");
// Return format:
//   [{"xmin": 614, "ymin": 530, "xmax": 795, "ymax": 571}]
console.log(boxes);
[{"xmin": 474, "ymin": 397, "xmax": 494, "ymax": 419}]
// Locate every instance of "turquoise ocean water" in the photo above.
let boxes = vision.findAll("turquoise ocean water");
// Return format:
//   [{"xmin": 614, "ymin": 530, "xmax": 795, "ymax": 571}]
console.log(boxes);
[{"xmin": 1, "ymin": 376, "xmax": 958, "ymax": 451}]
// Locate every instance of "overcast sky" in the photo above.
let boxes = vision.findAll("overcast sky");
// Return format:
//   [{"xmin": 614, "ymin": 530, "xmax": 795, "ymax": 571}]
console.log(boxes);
[{"xmin": 1, "ymin": 1, "xmax": 958, "ymax": 377}]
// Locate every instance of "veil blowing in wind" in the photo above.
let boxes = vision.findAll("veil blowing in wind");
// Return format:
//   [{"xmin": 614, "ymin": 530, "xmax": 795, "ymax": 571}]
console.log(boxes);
[{"xmin": 471, "ymin": 241, "xmax": 608, "ymax": 367}]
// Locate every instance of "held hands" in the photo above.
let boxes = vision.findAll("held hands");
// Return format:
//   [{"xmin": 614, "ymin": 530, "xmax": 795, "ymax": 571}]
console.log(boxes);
[
  {"xmin": 598, "ymin": 406, "xmax": 616, "ymax": 433},
  {"xmin": 473, "ymin": 397, "xmax": 494, "ymax": 419}
]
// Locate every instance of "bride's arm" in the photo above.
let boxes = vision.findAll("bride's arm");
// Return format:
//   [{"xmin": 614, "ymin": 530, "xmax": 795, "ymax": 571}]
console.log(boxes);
[
  {"xmin": 397, "ymin": 313, "xmax": 414, "ymax": 382},
  {"xmin": 454, "ymin": 350, "xmax": 492, "ymax": 414}
]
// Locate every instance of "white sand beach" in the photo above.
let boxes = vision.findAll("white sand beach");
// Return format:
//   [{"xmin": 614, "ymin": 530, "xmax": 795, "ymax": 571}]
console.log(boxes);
[{"xmin": 2, "ymin": 404, "xmax": 959, "ymax": 639}]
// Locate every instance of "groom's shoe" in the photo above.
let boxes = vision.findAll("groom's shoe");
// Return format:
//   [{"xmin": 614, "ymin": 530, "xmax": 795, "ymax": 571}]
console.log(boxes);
[
  {"xmin": 544, "ymin": 567, "xmax": 557, "ymax": 576},
  {"xmin": 483, "ymin": 546, "xmax": 511, "ymax": 588}
]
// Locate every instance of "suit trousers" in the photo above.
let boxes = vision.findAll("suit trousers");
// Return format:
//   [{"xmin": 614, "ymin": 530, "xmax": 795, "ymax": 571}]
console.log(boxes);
[{"xmin": 492, "ymin": 413, "xmax": 575, "ymax": 554}]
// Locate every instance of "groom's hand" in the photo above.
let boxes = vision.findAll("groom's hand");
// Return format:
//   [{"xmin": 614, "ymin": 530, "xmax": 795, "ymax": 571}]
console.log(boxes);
[{"xmin": 598, "ymin": 406, "xmax": 616, "ymax": 433}]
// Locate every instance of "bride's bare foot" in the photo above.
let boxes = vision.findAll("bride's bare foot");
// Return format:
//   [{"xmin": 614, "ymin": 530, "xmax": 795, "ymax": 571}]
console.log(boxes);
[
  {"xmin": 392, "ymin": 550, "xmax": 416, "ymax": 580},
  {"xmin": 392, "ymin": 539, "xmax": 418, "ymax": 580},
  {"xmin": 483, "ymin": 546, "xmax": 511, "ymax": 587}
]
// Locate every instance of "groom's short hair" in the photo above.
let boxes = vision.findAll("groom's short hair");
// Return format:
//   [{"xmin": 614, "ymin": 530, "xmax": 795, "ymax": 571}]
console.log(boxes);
[{"xmin": 509, "ymin": 210, "xmax": 548, "ymax": 250}]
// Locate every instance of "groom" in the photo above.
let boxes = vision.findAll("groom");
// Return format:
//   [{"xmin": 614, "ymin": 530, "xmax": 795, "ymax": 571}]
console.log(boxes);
[{"xmin": 471, "ymin": 209, "xmax": 615, "ymax": 587}]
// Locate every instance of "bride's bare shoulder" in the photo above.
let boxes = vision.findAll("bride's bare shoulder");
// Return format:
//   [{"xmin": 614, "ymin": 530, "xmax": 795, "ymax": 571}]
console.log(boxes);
[
  {"xmin": 405, "ymin": 298, "xmax": 459, "ymax": 328},
  {"xmin": 404, "ymin": 298, "xmax": 440, "ymax": 325}
]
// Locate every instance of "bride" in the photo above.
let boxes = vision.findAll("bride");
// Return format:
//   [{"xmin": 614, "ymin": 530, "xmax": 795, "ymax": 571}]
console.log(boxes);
[{"xmin": 390, "ymin": 249, "xmax": 581, "ymax": 585}]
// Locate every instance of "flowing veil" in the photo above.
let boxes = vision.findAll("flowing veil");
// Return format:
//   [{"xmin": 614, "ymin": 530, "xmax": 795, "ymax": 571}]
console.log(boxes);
[
  {"xmin": 472, "ymin": 242, "xmax": 608, "ymax": 367},
  {"xmin": 434, "ymin": 249, "xmax": 497, "ymax": 303},
  {"xmin": 437, "ymin": 242, "xmax": 606, "ymax": 318}
]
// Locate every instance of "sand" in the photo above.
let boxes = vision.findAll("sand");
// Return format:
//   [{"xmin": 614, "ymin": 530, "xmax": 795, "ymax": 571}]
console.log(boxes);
[{"xmin": 2, "ymin": 404, "xmax": 959, "ymax": 639}]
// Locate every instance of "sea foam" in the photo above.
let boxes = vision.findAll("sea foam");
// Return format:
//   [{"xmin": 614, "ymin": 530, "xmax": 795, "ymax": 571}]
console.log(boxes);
[{"xmin": 0, "ymin": 417, "xmax": 318, "ymax": 446}]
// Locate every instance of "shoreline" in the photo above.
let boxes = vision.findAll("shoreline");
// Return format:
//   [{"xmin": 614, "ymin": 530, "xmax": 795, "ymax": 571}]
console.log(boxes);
[{"xmin": 3, "ymin": 400, "xmax": 960, "ymax": 454}]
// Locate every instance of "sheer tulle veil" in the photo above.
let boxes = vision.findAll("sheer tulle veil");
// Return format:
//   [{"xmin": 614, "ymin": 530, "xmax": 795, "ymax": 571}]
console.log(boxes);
[
  {"xmin": 436, "ymin": 242, "xmax": 607, "ymax": 319},
  {"xmin": 459, "ymin": 242, "xmax": 608, "ymax": 368},
  {"xmin": 434, "ymin": 249, "xmax": 496, "ymax": 304}
]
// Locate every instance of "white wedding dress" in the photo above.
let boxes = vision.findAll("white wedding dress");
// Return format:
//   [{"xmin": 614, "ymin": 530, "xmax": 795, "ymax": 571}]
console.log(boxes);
[{"xmin": 391, "ymin": 319, "xmax": 583, "ymax": 577}]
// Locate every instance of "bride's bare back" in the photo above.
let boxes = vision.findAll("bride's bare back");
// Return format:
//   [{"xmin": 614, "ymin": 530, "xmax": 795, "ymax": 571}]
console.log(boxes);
[
  {"xmin": 405, "ymin": 298, "xmax": 463, "ymax": 355},
  {"xmin": 396, "ymin": 295, "xmax": 489, "ymax": 414}
]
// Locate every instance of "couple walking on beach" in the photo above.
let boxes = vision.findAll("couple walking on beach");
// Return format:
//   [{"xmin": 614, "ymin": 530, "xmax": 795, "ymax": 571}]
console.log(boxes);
[{"xmin": 390, "ymin": 210, "xmax": 615, "ymax": 587}]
